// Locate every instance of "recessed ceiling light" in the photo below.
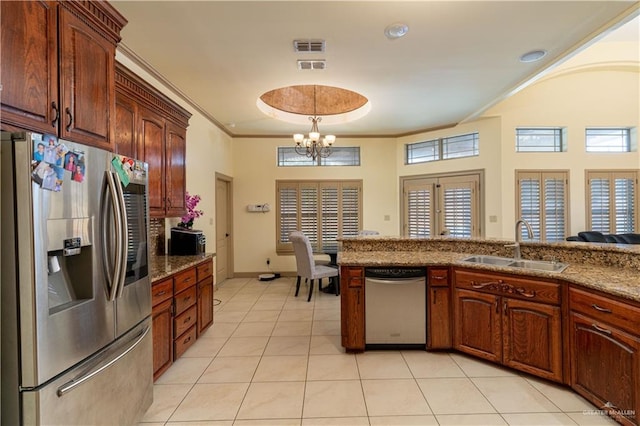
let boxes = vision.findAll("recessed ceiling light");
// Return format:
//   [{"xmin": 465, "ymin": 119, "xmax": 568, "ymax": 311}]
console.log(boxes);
[
  {"xmin": 384, "ymin": 22, "xmax": 409, "ymax": 40},
  {"xmin": 520, "ymin": 49, "xmax": 547, "ymax": 63}
]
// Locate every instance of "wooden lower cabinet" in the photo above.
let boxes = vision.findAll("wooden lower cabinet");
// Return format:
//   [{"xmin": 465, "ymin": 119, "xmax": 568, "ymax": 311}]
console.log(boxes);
[
  {"xmin": 569, "ymin": 287, "xmax": 640, "ymax": 425},
  {"xmin": 453, "ymin": 269, "xmax": 563, "ymax": 382},
  {"xmin": 427, "ymin": 267, "xmax": 452, "ymax": 349},
  {"xmin": 151, "ymin": 258, "xmax": 215, "ymax": 380},
  {"xmin": 340, "ymin": 266, "xmax": 365, "ymax": 351},
  {"xmin": 151, "ymin": 298, "xmax": 173, "ymax": 381}
]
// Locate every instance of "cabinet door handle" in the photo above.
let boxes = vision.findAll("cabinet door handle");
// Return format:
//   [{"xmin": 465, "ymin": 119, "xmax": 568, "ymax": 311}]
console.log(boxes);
[
  {"xmin": 51, "ymin": 102, "xmax": 59, "ymax": 127},
  {"xmin": 591, "ymin": 304, "xmax": 612, "ymax": 313},
  {"xmin": 591, "ymin": 323, "xmax": 612, "ymax": 335},
  {"xmin": 184, "ymin": 316, "xmax": 191, "ymax": 324},
  {"xmin": 184, "ymin": 336, "xmax": 191, "ymax": 344},
  {"xmin": 65, "ymin": 107, "xmax": 73, "ymax": 131},
  {"xmin": 433, "ymin": 290, "xmax": 436, "ymax": 304},
  {"xmin": 432, "ymin": 275, "xmax": 446, "ymax": 280}
]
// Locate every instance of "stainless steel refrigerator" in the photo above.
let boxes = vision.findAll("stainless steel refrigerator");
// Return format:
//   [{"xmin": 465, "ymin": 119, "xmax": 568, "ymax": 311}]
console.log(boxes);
[{"xmin": 1, "ymin": 131, "xmax": 153, "ymax": 425}]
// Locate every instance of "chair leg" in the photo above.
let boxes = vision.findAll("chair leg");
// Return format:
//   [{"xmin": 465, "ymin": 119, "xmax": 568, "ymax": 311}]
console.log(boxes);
[
  {"xmin": 295, "ymin": 276, "xmax": 301, "ymax": 297},
  {"xmin": 307, "ymin": 279, "xmax": 314, "ymax": 302},
  {"xmin": 334, "ymin": 275, "xmax": 340, "ymax": 296}
]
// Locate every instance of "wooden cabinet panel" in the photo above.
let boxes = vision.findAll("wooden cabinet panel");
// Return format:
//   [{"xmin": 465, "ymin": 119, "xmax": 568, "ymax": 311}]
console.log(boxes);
[
  {"xmin": 570, "ymin": 287, "xmax": 640, "ymax": 336},
  {"xmin": 58, "ymin": 6, "xmax": 114, "ymax": 149},
  {"xmin": 428, "ymin": 268, "xmax": 449, "ymax": 287},
  {"xmin": 197, "ymin": 261, "xmax": 213, "ymax": 281},
  {"xmin": 152, "ymin": 298, "xmax": 173, "ymax": 381},
  {"xmin": 428, "ymin": 286, "xmax": 452, "ymax": 349},
  {"xmin": 455, "ymin": 269, "xmax": 560, "ymax": 305},
  {"xmin": 152, "ymin": 278, "xmax": 173, "ymax": 306},
  {"xmin": 114, "ymin": 92, "xmax": 137, "ymax": 158},
  {"xmin": 174, "ymin": 286, "xmax": 197, "ymax": 316},
  {"xmin": 175, "ymin": 304, "xmax": 197, "ymax": 338},
  {"xmin": 503, "ymin": 298, "xmax": 562, "ymax": 382},
  {"xmin": 197, "ymin": 278, "xmax": 214, "ymax": 336},
  {"xmin": 340, "ymin": 266, "xmax": 365, "ymax": 351},
  {"xmin": 570, "ymin": 312, "xmax": 639, "ymax": 426},
  {"xmin": 165, "ymin": 122, "xmax": 186, "ymax": 217},
  {"xmin": 174, "ymin": 325, "xmax": 197, "ymax": 359},
  {"xmin": 454, "ymin": 288, "xmax": 502, "ymax": 362},
  {"xmin": 0, "ymin": 0, "xmax": 58, "ymax": 133},
  {"xmin": 174, "ymin": 267, "xmax": 197, "ymax": 294},
  {"xmin": 139, "ymin": 107, "xmax": 165, "ymax": 214}
]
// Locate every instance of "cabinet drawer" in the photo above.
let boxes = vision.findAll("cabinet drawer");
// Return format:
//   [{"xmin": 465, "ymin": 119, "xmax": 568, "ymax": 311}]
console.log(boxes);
[
  {"xmin": 429, "ymin": 268, "xmax": 449, "ymax": 287},
  {"xmin": 174, "ymin": 267, "xmax": 197, "ymax": 293},
  {"xmin": 569, "ymin": 287, "xmax": 640, "ymax": 335},
  {"xmin": 174, "ymin": 286, "xmax": 197, "ymax": 316},
  {"xmin": 455, "ymin": 270, "xmax": 559, "ymax": 305},
  {"xmin": 175, "ymin": 304, "xmax": 197, "ymax": 337},
  {"xmin": 197, "ymin": 260, "xmax": 213, "ymax": 281},
  {"xmin": 152, "ymin": 278, "xmax": 173, "ymax": 306},
  {"xmin": 174, "ymin": 325, "xmax": 196, "ymax": 359}
]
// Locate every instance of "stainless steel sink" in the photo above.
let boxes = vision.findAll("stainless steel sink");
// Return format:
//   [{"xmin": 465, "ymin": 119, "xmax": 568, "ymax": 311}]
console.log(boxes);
[
  {"xmin": 461, "ymin": 255, "xmax": 514, "ymax": 266},
  {"xmin": 508, "ymin": 259, "xmax": 568, "ymax": 272},
  {"xmin": 461, "ymin": 255, "xmax": 568, "ymax": 273}
]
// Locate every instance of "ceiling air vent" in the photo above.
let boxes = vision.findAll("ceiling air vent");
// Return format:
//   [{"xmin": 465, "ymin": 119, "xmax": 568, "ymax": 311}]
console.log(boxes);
[
  {"xmin": 297, "ymin": 60, "xmax": 326, "ymax": 70},
  {"xmin": 293, "ymin": 39, "xmax": 325, "ymax": 53}
]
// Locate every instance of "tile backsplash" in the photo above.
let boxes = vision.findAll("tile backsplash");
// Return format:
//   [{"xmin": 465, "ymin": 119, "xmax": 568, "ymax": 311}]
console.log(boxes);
[{"xmin": 149, "ymin": 217, "xmax": 165, "ymax": 255}]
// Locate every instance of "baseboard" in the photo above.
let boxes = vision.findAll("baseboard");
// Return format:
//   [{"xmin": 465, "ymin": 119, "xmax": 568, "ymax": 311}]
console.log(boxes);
[{"xmin": 232, "ymin": 271, "xmax": 298, "ymax": 278}]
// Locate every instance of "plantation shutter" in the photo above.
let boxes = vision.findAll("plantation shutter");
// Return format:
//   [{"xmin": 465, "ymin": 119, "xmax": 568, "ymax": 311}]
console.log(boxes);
[
  {"xmin": 587, "ymin": 170, "xmax": 638, "ymax": 234},
  {"xmin": 404, "ymin": 178, "xmax": 435, "ymax": 237},
  {"xmin": 614, "ymin": 174, "xmax": 636, "ymax": 233},
  {"xmin": 276, "ymin": 180, "xmax": 362, "ymax": 254},
  {"xmin": 543, "ymin": 174, "xmax": 567, "ymax": 241},
  {"xmin": 439, "ymin": 176, "xmax": 478, "ymax": 238},
  {"xmin": 516, "ymin": 171, "xmax": 568, "ymax": 242},
  {"xmin": 517, "ymin": 172, "xmax": 541, "ymax": 240}
]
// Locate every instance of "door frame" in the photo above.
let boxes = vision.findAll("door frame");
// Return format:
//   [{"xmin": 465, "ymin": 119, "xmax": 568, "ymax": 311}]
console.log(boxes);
[{"xmin": 215, "ymin": 172, "xmax": 234, "ymax": 280}]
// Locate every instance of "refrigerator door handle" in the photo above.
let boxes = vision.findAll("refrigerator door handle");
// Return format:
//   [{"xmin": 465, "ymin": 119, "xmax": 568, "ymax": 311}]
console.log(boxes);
[
  {"xmin": 102, "ymin": 171, "xmax": 123, "ymax": 301},
  {"xmin": 56, "ymin": 324, "xmax": 150, "ymax": 397},
  {"xmin": 113, "ymin": 172, "xmax": 128, "ymax": 298}
]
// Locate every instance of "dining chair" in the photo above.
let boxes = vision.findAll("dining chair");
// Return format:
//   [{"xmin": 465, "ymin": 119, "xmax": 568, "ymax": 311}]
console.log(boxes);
[{"xmin": 289, "ymin": 231, "xmax": 339, "ymax": 302}]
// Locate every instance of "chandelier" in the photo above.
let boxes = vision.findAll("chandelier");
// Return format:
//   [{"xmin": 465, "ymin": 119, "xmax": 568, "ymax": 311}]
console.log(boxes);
[{"xmin": 293, "ymin": 86, "xmax": 335, "ymax": 160}]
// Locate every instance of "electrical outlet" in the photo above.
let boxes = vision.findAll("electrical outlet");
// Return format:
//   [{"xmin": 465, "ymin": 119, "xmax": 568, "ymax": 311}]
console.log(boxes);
[{"xmin": 266, "ymin": 258, "xmax": 270, "ymax": 265}]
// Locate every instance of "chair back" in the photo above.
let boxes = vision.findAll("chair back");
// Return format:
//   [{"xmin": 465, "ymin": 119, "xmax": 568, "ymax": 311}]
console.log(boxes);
[{"xmin": 289, "ymin": 231, "xmax": 315, "ymax": 279}]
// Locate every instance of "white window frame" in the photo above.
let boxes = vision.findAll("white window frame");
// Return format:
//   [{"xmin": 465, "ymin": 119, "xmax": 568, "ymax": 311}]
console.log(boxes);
[
  {"xmin": 516, "ymin": 170, "xmax": 569, "ymax": 242},
  {"xmin": 276, "ymin": 180, "xmax": 362, "ymax": 254},
  {"xmin": 515, "ymin": 128, "xmax": 566, "ymax": 152},
  {"xmin": 405, "ymin": 132, "xmax": 479, "ymax": 164},
  {"xmin": 586, "ymin": 170, "xmax": 638, "ymax": 234},
  {"xmin": 585, "ymin": 128, "xmax": 633, "ymax": 152}
]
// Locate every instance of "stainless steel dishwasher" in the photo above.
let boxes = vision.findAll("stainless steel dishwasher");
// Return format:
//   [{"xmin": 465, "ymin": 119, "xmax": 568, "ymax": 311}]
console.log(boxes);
[{"xmin": 365, "ymin": 267, "xmax": 427, "ymax": 347}]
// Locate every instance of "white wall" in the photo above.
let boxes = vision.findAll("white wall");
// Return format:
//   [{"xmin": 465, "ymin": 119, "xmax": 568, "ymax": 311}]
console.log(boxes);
[{"xmin": 232, "ymin": 137, "xmax": 397, "ymax": 273}]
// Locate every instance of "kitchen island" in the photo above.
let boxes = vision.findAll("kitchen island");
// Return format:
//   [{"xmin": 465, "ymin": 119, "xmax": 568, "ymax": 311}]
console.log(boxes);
[{"xmin": 338, "ymin": 236, "xmax": 640, "ymax": 426}]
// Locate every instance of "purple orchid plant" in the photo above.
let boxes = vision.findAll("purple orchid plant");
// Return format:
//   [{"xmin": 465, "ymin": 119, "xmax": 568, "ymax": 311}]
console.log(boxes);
[{"xmin": 179, "ymin": 192, "xmax": 204, "ymax": 228}]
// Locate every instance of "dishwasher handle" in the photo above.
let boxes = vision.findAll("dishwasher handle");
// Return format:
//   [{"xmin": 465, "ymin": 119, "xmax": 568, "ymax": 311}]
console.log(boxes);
[{"xmin": 366, "ymin": 277, "xmax": 426, "ymax": 285}]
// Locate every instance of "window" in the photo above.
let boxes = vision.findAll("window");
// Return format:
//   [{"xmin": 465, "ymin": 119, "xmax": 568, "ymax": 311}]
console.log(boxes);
[
  {"xmin": 516, "ymin": 171, "xmax": 569, "ymax": 241},
  {"xmin": 276, "ymin": 180, "xmax": 362, "ymax": 253},
  {"xmin": 586, "ymin": 170, "xmax": 638, "ymax": 234},
  {"xmin": 402, "ymin": 172, "xmax": 481, "ymax": 238},
  {"xmin": 278, "ymin": 147, "xmax": 360, "ymax": 166},
  {"xmin": 516, "ymin": 128, "xmax": 565, "ymax": 152},
  {"xmin": 585, "ymin": 128, "xmax": 632, "ymax": 152},
  {"xmin": 406, "ymin": 132, "xmax": 479, "ymax": 164}
]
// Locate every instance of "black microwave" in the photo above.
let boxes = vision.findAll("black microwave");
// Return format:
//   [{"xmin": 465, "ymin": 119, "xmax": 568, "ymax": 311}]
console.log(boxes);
[{"xmin": 170, "ymin": 227, "xmax": 206, "ymax": 256}]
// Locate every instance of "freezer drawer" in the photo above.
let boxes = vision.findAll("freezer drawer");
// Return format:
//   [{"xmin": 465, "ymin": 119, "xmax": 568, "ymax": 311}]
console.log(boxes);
[
  {"xmin": 365, "ymin": 277, "xmax": 427, "ymax": 345},
  {"xmin": 21, "ymin": 318, "xmax": 153, "ymax": 426}
]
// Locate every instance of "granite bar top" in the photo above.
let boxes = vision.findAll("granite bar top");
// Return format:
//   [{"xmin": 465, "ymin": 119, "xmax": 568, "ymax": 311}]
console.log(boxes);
[
  {"xmin": 337, "ymin": 239, "xmax": 640, "ymax": 303},
  {"xmin": 150, "ymin": 253, "xmax": 215, "ymax": 282}
]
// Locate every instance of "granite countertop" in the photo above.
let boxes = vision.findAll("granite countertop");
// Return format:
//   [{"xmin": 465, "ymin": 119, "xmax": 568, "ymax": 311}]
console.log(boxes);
[
  {"xmin": 338, "ymin": 250, "xmax": 640, "ymax": 303},
  {"xmin": 151, "ymin": 253, "xmax": 215, "ymax": 282}
]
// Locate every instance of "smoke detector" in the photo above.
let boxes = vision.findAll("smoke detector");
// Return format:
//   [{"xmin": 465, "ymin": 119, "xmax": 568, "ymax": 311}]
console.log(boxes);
[{"xmin": 384, "ymin": 22, "xmax": 409, "ymax": 40}]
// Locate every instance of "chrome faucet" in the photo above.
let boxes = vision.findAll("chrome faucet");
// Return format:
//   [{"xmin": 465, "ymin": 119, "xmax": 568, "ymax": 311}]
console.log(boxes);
[{"xmin": 506, "ymin": 218, "xmax": 534, "ymax": 259}]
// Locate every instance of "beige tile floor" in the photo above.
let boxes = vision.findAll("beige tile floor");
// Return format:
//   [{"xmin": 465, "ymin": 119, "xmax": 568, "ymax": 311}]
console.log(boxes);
[{"xmin": 139, "ymin": 277, "xmax": 619, "ymax": 426}]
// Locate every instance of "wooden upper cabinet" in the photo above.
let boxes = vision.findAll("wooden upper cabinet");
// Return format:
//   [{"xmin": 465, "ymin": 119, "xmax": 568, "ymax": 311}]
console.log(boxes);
[
  {"xmin": 114, "ymin": 63, "xmax": 191, "ymax": 218},
  {"xmin": 165, "ymin": 122, "xmax": 187, "ymax": 217},
  {"xmin": 1, "ymin": 1, "xmax": 58, "ymax": 133},
  {"xmin": 1, "ymin": 1, "xmax": 126, "ymax": 150}
]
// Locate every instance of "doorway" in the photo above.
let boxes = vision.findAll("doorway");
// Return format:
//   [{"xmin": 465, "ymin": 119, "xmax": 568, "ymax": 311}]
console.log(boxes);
[{"xmin": 215, "ymin": 173, "xmax": 233, "ymax": 282}]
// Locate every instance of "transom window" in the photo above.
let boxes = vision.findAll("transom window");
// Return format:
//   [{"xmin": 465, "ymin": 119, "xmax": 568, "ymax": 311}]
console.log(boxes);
[
  {"xmin": 406, "ymin": 132, "xmax": 479, "ymax": 164},
  {"xmin": 516, "ymin": 128, "xmax": 565, "ymax": 152},
  {"xmin": 585, "ymin": 128, "xmax": 632, "ymax": 152},
  {"xmin": 277, "ymin": 147, "xmax": 360, "ymax": 166},
  {"xmin": 276, "ymin": 180, "xmax": 362, "ymax": 254}
]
